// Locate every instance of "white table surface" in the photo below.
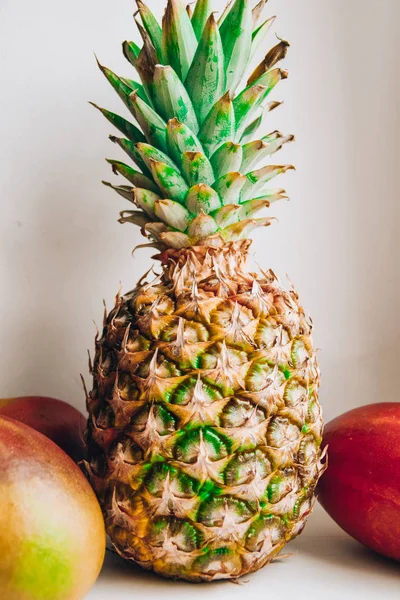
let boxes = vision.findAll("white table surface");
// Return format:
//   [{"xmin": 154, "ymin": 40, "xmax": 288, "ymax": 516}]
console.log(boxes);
[{"xmin": 86, "ymin": 505, "xmax": 399, "ymax": 599}]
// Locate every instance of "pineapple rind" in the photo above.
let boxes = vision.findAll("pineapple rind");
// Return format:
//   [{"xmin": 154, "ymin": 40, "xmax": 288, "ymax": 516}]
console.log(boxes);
[{"xmin": 86, "ymin": 241, "xmax": 325, "ymax": 581}]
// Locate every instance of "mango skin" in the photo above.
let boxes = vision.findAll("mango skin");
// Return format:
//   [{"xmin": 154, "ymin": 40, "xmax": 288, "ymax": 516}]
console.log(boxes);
[
  {"xmin": 0, "ymin": 416, "xmax": 105, "ymax": 600},
  {"xmin": 318, "ymin": 403, "xmax": 400, "ymax": 561},
  {"xmin": 0, "ymin": 397, "xmax": 86, "ymax": 462}
]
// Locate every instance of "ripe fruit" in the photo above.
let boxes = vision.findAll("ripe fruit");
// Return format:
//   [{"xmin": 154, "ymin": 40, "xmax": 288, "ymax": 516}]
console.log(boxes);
[
  {"xmin": 318, "ymin": 403, "xmax": 400, "ymax": 560},
  {"xmin": 0, "ymin": 416, "xmax": 105, "ymax": 600},
  {"xmin": 0, "ymin": 396, "xmax": 86, "ymax": 462},
  {"xmin": 85, "ymin": 0, "xmax": 324, "ymax": 581}
]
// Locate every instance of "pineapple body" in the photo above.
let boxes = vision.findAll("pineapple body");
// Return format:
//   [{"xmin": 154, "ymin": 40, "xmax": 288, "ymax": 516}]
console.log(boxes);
[
  {"xmin": 86, "ymin": 0, "xmax": 325, "ymax": 581},
  {"xmin": 86, "ymin": 241, "xmax": 324, "ymax": 581}
]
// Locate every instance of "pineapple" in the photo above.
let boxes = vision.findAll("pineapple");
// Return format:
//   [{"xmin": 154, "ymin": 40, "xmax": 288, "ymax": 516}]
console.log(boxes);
[{"xmin": 85, "ymin": 0, "xmax": 325, "ymax": 582}]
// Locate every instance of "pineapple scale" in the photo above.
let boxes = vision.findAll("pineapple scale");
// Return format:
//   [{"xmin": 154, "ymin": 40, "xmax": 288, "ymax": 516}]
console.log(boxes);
[{"xmin": 86, "ymin": 241, "xmax": 325, "ymax": 581}]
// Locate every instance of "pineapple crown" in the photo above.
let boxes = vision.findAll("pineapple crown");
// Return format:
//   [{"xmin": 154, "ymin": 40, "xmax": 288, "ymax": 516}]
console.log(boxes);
[{"xmin": 93, "ymin": 0, "xmax": 294, "ymax": 251}]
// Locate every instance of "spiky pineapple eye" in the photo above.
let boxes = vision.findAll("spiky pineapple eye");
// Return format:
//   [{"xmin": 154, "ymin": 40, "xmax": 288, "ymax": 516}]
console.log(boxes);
[
  {"xmin": 110, "ymin": 439, "xmax": 144, "ymax": 464},
  {"xmin": 254, "ymin": 319, "xmax": 278, "ymax": 349},
  {"xmin": 144, "ymin": 463, "xmax": 199, "ymax": 499},
  {"xmin": 267, "ymin": 417, "xmax": 300, "ymax": 448},
  {"xmin": 224, "ymin": 450, "xmax": 272, "ymax": 486},
  {"xmin": 307, "ymin": 396, "xmax": 321, "ymax": 424},
  {"xmin": 116, "ymin": 372, "xmax": 140, "ymax": 401},
  {"xmin": 266, "ymin": 469, "xmax": 297, "ymax": 504},
  {"xmin": 197, "ymin": 496, "xmax": 254, "ymax": 527},
  {"xmin": 148, "ymin": 517, "xmax": 202, "ymax": 552},
  {"xmin": 293, "ymin": 492, "xmax": 313, "ymax": 520},
  {"xmin": 245, "ymin": 515, "xmax": 286, "ymax": 553},
  {"xmin": 283, "ymin": 379, "xmax": 308, "ymax": 408},
  {"xmin": 209, "ymin": 300, "xmax": 252, "ymax": 328},
  {"xmin": 132, "ymin": 404, "xmax": 177, "ymax": 436},
  {"xmin": 245, "ymin": 360, "xmax": 275, "ymax": 392},
  {"xmin": 192, "ymin": 547, "xmax": 241, "ymax": 578},
  {"xmin": 291, "ymin": 337, "xmax": 312, "ymax": 368},
  {"xmin": 174, "ymin": 427, "xmax": 231, "ymax": 463},
  {"xmin": 220, "ymin": 397, "xmax": 266, "ymax": 428},
  {"xmin": 124, "ymin": 331, "xmax": 152, "ymax": 353},
  {"xmin": 298, "ymin": 436, "xmax": 319, "ymax": 467},
  {"xmin": 170, "ymin": 377, "xmax": 222, "ymax": 406}
]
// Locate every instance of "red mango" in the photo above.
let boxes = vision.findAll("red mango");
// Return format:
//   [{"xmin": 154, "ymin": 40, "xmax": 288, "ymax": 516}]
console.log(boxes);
[
  {"xmin": 0, "ymin": 396, "xmax": 86, "ymax": 462},
  {"xmin": 318, "ymin": 402, "xmax": 400, "ymax": 560}
]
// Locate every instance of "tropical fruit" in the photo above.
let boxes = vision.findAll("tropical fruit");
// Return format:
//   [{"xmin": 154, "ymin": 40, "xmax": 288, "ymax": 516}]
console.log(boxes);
[
  {"xmin": 85, "ymin": 0, "xmax": 325, "ymax": 581},
  {"xmin": 318, "ymin": 403, "xmax": 400, "ymax": 561},
  {"xmin": 0, "ymin": 396, "xmax": 86, "ymax": 462},
  {"xmin": 0, "ymin": 416, "xmax": 105, "ymax": 600}
]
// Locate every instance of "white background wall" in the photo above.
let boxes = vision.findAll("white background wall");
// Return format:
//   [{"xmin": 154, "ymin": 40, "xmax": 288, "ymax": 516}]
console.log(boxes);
[{"xmin": 0, "ymin": 0, "xmax": 398, "ymax": 421}]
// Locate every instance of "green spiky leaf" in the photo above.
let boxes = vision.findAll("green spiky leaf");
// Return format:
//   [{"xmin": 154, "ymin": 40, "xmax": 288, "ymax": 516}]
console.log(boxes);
[
  {"xmin": 241, "ymin": 164, "xmax": 294, "ymax": 200},
  {"xmin": 160, "ymin": 230, "xmax": 191, "ymax": 248},
  {"xmin": 135, "ymin": 21, "xmax": 158, "ymax": 98},
  {"xmin": 221, "ymin": 216, "xmax": 273, "ymax": 241},
  {"xmin": 153, "ymin": 65, "xmax": 199, "ymax": 133},
  {"xmin": 212, "ymin": 203, "xmax": 242, "ymax": 227},
  {"xmin": 186, "ymin": 183, "xmax": 221, "ymax": 214},
  {"xmin": 182, "ymin": 151, "xmax": 215, "ymax": 187},
  {"xmin": 191, "ymin": 0, "xmax": 213, "ymax": 40},
  {"xmin": 109, "ymin": 136, "xmax": 151, "ymax": 176},
  {"xmin": 136, "ymin": 0, "xmax": 164, "ymax": 62},
  {"xmin": 247, "ymin": 66, "xmax": 288, "ymax": 93},
  {"xmin": 145, "ymin": 221, "xmax": 171, "ymax": 240},
  {"xmin": 250, "ymin": 16, "xmax": 275, "ymax": 60},
  {"xmin": 185, "ymin": 13, "xmax": 225, "ymax": 124},
  {"xmin": 154, "ymin": 198, "xmax": 190, "ymax": 231},
  {"xmin": 241, "ymin": 134, "xmax": 294, "ymax": 171},
  {"xmin": 218, "ymin": 0, "xmax": 233, "ymax": 26},
  {"xmin": 162, "ymin": 0, "xmax": 198, "ymax": 81},
  {"xmin": 241, "ymin": 139, "xmax": 270, "ymax": 172},
  {"xmin": 233, "ymin": 84, "xmax": 268, "ymax": 140},
  {"xmin": 248, "ymin": 41, "xmax": 289, "ymax": 85},
  {"xmin": 212, "ymin": 172, "xmax": 247, "ymax": 205},
  {"xmin": 210, "ymin": 142, "xmax": 243, "ymax": 180},
  {"xmin": 106, "ymin": 159, "xmax": 160, "ymax": 192},
  {"xmin": 102, "ymin": 181, "xmax": 134, "ymax": 201},
  {"xmin": 188, "ymin": 212, "xmax": 218, "ymax": 238},
  {"xmin": 118, "ymin": 210, "xmax": 151, "ymax": 228},
  {"xmin": 122, "ymin": 40, "xmax": 141, "ymax": 68},
  {"xmin": 239, "ymin": 197, "xmax": 270, "ymax": 218},
  {"xmin": 150, "ymin": 159, "xmax": 189, "ymax": 202},
  {"xmin": 247, "ymin": 189, "xmax": 289, "ymax": 204},
  {"xmin": 240, "ymin": 113, "xmax": 263, "ymax": 143},
  {"xmin": 95, "ymin": 0, "xmax": 294, "ymax": 247},
  {"xmin": 198, "ymin": 92, "xmax": 235, "ymax": 156},
  {"xmin": 136, "ymin": 141, "xmax": 179, "ymax": 171},
  {"xmin": 133, "ymin": 188, "xmax": 161, "ymax": 217},
  {"xmin": 120, "ymin": 77, "xmax": 148, "ymax": 103},
  {"xmin": 240, "ymin": 100, "xmax": 284, "ymax": 143},
  {"xmin": 89, "ymin": 103, "xmax": 145, "ymax": 144},
  {"xmin": 252, "ymin": 0, "xmax": 268, "ymax": 28},
  {"xmin": 186, "ymin": 3, "xmax": 193, "ymax": 19},
  {"xmin": 166, "ymin": 118, "xmax": 205, "ymax": 166},
  {"xmin": 128, "ymin": 92, "xmax": 168, "ymax": 152},
  {"xmin": 96, "ymin": 59, "xmax": 139, "ymax": 111},
  {"xmin": 219, "ymin": 0, "xmax": 252, "ymax": 92}
]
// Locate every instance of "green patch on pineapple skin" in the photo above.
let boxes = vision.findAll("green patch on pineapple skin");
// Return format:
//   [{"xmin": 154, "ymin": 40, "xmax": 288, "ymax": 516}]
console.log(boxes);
[
  {"xmin": 283, "ymin": 368, "xmax": 291, "ymax": 380},
  {"xmin": 197, "ymin": 480, "xmax": 222, "ymax": 502},
  {"xmin": 281, "ymin": 514, "xmax": 291, "ymax": 527},
  {"xmin": 13, "ymin": 535, "xmax": 74, "ymax": 600}
]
